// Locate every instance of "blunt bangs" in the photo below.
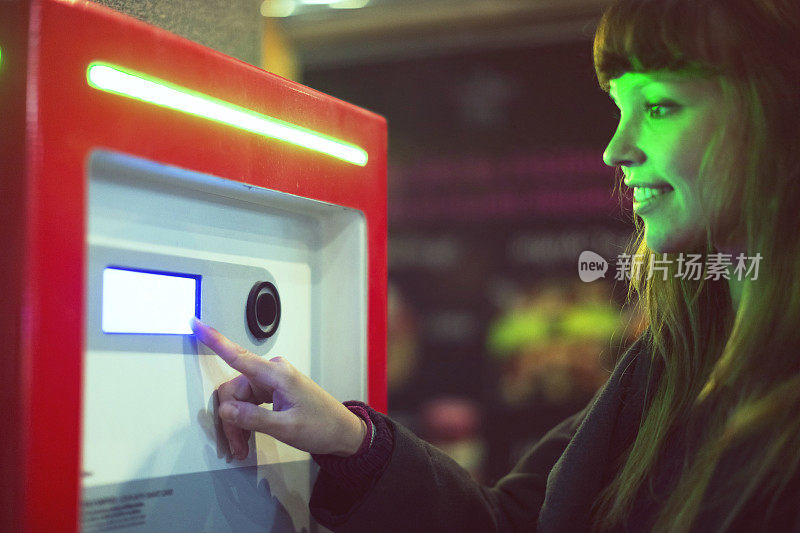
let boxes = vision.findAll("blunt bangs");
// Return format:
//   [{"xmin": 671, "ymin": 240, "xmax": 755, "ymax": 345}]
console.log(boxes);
[{"xmin": 593, "ymin": 0, "xmax": 735, "ymax": 90}]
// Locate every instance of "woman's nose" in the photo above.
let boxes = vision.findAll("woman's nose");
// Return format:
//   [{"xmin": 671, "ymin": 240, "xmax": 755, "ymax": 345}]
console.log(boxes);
[{"xmin": 603, "ymin": 121, "xmax": 645, "ymax": 168}]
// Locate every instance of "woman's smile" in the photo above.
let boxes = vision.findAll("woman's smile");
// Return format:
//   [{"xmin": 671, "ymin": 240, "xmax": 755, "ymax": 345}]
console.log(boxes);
[{"xmin": 632, "ymin": 185, "xmax": 674, "ymax": 214}]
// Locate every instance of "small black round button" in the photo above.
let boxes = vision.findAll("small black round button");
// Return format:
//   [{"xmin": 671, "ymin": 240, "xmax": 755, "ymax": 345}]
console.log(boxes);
[
  {"xmin": 256, "ymin": 292, "xmax": 278, "ymax": 327},
  {"xmin": 246, "ymin": 281, "xmax": 281, "ymax": 339}
]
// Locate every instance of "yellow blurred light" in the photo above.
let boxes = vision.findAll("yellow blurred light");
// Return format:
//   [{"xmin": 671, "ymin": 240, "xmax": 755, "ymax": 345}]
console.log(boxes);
[
  {"xmin": 330, "ymin": 0, "xmax": 370, "ymax": 8},
  {"xmin": 260, "ymin": 0, "xmax": 296, "ymax": 18}
]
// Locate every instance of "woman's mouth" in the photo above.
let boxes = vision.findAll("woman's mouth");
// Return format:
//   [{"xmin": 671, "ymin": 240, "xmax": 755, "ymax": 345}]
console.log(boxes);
[{"xmin": 632, "ymin": 185, "xmax": 674, "ymax": 213}]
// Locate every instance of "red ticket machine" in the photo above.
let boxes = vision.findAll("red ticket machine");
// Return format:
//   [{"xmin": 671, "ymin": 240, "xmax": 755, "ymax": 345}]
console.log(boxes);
[{"xmin": 0, "ymin": 1, "xmax": 387, "ymax": 531}]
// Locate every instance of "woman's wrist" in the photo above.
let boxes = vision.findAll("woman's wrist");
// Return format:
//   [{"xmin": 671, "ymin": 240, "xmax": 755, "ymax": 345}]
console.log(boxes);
[
  {"xmin": 332, "ymin": 410, "xmax": 369, "ymax": 457},
  {"xmin": 310, "ymin": 404, "xmax": 394, "ymax": 525}
]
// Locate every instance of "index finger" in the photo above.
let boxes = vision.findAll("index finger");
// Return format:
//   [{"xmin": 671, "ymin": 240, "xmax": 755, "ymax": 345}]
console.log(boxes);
[{"xmin": 191, "ymin": 317, "xmax": 267, "ymax": 378}]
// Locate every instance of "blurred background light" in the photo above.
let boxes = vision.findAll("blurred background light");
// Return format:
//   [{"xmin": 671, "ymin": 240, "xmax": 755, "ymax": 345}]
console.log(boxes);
[
  {"xmin": 330, "ymin": 0, "xmax": 370, "ymax": 8},
  {"xmin": 260, "ymin": 0, "xmax": 296, "ymax": 18}
]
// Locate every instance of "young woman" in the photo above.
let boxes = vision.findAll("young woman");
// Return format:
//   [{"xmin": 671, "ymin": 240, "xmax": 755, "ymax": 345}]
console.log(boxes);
[{"xmin": 191, "ymin": 0, "xmax": 800, "ymax": 530}]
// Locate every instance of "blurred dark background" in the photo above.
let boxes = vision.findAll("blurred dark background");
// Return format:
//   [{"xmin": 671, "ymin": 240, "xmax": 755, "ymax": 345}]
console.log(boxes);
[{"xmin": 106, "ymin": 0, "xmax": 643, "ymax": 484}]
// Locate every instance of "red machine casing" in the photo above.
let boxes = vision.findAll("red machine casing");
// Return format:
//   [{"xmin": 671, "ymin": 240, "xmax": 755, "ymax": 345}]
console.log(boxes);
[{"xmin": 0, "ymin": 1, "xmax": 387, "ymax": 530}]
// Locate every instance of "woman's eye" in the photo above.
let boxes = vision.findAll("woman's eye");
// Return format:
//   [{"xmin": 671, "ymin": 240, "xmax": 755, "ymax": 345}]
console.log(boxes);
[{"xmin": 645, "ymin": 102, "xmax": 677, "ymax": 118}]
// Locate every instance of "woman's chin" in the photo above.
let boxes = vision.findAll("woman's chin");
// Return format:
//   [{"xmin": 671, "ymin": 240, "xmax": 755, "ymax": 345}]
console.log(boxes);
[{"xmin": 644, "ymin": 227, "xmax": 705, "ymax": 255}]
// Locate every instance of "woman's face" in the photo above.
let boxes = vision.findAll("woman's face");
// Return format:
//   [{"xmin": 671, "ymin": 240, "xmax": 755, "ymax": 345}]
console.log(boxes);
[{"xmin": 603, "ymin": 70, "xmax": 728, "ymax": 253}]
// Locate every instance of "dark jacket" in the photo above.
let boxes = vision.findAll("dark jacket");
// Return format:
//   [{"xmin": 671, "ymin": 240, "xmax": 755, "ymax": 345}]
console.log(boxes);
[{"xmin": 311, "ymin": 333, "xmax": 800, "ymax": 532}]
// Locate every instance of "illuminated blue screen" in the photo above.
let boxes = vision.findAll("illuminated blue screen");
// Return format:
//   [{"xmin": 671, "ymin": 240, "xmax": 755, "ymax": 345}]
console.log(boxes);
[{"xmin": 102, "ymin": 267, "xmax": 201, "ymax": 335}]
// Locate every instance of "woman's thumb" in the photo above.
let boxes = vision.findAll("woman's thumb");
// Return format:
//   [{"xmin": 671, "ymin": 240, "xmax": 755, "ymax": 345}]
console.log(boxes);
[{"xmin": 219, "ymin": 401, "xmax": 280, "ymax": 435}]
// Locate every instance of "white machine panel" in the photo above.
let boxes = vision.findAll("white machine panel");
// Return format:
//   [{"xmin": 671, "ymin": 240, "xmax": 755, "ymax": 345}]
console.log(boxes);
[{"xmin": 82, "ymin": 150, "xmax": 367, "ymax": 532}]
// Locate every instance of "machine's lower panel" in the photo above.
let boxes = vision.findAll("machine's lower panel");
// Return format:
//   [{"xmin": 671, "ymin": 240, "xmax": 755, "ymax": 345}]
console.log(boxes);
[
  {"xmin": 82, "ymin": 150, "xmax": 367, "ymax": 532},
  {"xmin": 82, "ymin": 461, "xmax": 310, "ymax": 532}
]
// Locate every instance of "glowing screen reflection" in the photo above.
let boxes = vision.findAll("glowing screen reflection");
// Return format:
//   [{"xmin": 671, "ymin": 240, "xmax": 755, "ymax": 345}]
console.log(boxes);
[{"xmin": 102, "ymin": 267, "xmax": 200, "ymax": 335}]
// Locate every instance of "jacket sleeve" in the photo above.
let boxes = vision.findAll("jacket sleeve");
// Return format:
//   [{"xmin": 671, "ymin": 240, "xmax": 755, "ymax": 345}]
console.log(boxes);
[{"xmin": 316, "ymin": 404, "xmax": 589, "ymax": 533}]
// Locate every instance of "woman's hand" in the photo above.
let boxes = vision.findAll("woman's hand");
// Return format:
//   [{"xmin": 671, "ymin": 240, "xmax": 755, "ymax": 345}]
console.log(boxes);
[{"xmin": 191, "ymin": 318, "xmax": 367, "ymax": 460}]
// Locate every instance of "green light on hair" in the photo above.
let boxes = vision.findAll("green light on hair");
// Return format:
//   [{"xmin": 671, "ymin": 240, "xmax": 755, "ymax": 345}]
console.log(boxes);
[{"xmin": 86, "ymin": 62, "xmax": 368, "ymax": 166}]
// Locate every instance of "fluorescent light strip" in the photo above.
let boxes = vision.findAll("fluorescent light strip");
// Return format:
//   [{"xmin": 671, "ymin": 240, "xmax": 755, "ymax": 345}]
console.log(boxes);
[{"xmin": 87, "ymin": 62, "xmax": 368, "ymax": 166}]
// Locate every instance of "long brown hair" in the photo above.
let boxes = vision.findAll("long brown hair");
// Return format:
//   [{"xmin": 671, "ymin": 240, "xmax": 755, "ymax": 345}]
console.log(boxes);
[{"xmin": 591, "ymin": 0, "xmax": 800, "ymax": 530}]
